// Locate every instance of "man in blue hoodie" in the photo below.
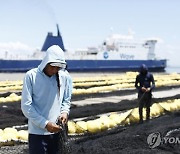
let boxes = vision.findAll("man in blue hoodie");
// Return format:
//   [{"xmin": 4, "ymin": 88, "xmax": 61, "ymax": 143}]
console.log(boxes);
[
  {"xmin": 21, "ymin": 45, "xmax": 72, "ymax": 154},
  {"xmin": 135, "ymin": 64, "xmax": 155, "ymax": 124}
]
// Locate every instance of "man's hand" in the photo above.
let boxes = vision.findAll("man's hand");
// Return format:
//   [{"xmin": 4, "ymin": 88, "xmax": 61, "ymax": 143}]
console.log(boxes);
[
  {"xmin": 45, "ymin": 122, "xmax": 62, "ymax": 133},
  {"xmin": 141, "ymin": 87, "xmax": 151, "ymax": 92},
  {"xmin": 58, "ymin": 112, "xmax": 68, "ymax": 124},
  {"xmin": 146, "ymin": 88, "xmax": 151, "ymax": 92},
  {"xmin": 141, "ymin": 87, "xmax": 147, "ymax": 92}
]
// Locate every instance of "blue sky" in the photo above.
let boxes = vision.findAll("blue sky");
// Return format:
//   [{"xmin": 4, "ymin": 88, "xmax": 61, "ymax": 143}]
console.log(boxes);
[{"xmin": 0, "ymin": 0, "xmax": 180, "ymax": 66}]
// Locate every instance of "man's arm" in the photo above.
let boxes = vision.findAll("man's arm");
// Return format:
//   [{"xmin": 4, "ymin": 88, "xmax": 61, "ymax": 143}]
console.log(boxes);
[
  {"xmin": 60, "ymin": 73, "xmax": 73, "ymax": 124},
  {"xmin": 21, "ymin": 73, "xmax": 48, "ymax": 129},
  {"xmin": 150, "ymin": 74, "xmax": 155, "ymax": 90},
  {"xmin": 135, "ymin": 75, "xmax": 141, "ymax": 90},
  {"xmin": 146, "ymin": 74, "xmax": 155, "ymax": 92}
]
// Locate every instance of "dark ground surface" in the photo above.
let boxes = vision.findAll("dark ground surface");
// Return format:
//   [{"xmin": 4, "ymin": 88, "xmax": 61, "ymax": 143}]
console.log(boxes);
[{"xmin": 0, "ymin": 86, "xmax": 180, "ymax": 154}]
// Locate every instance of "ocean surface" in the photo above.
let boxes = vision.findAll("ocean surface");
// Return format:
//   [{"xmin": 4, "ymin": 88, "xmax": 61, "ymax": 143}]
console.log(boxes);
[{"xmin": 165, "ymin": 66, "xmax": 180, "ymax": 73}]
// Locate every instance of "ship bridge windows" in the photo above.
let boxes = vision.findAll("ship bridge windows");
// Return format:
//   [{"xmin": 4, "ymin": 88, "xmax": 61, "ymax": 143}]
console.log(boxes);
[
  {"xmin": 76, "ymin": 49, "xmax": 98, "ymax": 56},
  {"xmin": 87, "ymin": 52, "xmax": 97, "ymax": 55},
  {"xmin": 119, "ymin": 45, "xmax": 136, "ymax": 48}
]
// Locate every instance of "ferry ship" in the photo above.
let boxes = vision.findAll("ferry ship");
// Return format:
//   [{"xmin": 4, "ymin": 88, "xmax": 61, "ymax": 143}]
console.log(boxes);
[{"xmin": 0, "ymin": 25, "xmax": 166, "ymax": 72}]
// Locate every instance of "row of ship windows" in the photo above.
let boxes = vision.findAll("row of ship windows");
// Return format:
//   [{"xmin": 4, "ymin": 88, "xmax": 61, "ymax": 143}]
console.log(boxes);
[{"xmin": 119, "ymin": 46, "xmax": 136, "ymax": 48}]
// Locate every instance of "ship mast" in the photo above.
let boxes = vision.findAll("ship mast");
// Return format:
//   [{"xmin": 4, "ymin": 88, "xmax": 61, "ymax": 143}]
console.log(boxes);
[
  {"xmin": 41, "ymin": 24, "xmax": 66, "ymax": 52},
  {"xmin": 57, "ymin": 24, "xmax": 60, "ymax": 36}
]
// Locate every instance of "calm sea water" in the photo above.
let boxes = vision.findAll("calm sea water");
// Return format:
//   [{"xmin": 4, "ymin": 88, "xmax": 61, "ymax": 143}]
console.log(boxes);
[{"xmin": 165, "ymin": 66, "xmax": 180, "ymax": 73}]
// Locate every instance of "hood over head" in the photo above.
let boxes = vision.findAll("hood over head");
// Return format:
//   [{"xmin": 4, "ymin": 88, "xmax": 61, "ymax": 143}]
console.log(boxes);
[
  {"xmin": 140, "ymin": 64, "xmax": 148, "ymax": 75},
  {"xmin": 38, "ymin": 45, "xmax": 66, "ymax": 72}
]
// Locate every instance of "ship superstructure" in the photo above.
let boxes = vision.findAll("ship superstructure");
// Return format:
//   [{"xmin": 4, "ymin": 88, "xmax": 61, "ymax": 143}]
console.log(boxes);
[{"xmin": 0, "ymin": 25, "xmax": 166, "ymax": 72}]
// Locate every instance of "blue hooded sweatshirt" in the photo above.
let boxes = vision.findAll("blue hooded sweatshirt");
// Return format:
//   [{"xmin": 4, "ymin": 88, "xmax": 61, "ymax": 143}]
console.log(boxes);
[{"xmin": 21, "ymin": 45, "xmax": 72, "ymax": 135}]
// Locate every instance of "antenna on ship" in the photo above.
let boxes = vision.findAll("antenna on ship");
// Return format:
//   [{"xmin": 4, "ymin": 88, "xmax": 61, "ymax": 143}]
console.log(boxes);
[
  {"xmin": 57, "ymin": 24, "xmax": 60, "ymax": 36},
  {"xmin": 41, "ymin": 24, "xmax": 66, "ymax": 52}
]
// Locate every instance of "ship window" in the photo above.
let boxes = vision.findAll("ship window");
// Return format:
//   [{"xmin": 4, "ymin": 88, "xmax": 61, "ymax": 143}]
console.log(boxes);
[{"xmin": 87, "ymin": 52, "xmax": 97, "ymax": 55}]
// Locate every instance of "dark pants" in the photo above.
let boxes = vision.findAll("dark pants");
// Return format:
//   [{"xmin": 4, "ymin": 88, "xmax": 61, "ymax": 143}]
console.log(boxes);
[
  {"xmin": 29, "ymin": 133, "xmax": 61, "ymax": 154},
  {"xmin": 138, "ymin": 92, "xmax": 152, "ymax": 122}
]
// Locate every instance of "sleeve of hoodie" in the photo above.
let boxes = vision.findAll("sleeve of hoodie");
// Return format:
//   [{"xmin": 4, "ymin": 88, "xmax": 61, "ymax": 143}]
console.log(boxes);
[
  {"xmin": 61, "ymin": 74, "xmax": 73, "ymax": 115},
  {"xmin": 135, "ymin": 74, "xmax": 141, "ymax": 90},
  {"xmin": 150, "ymin": 74, "xmax": 155, "ymax": 90},
  {"xmin": 21, "ymin": 72, "xmax": 48, "ymax": 129}
]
